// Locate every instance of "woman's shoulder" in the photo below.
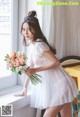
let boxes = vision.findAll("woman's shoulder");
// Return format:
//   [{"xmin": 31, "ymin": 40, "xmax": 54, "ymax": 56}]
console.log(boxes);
[
  {"xmin": 35, "ymin": 38, "xmax": 47, "ymax": 47},
  {"xmin": 35, "ymin": 39, "xmax": 50, "ymax": 53}
]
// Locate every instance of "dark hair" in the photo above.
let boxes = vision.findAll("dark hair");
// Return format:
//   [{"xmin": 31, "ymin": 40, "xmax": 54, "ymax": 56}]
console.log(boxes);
[{"xmin": 21, "ymin": 10, "xmax": 56, "ymax": 54}]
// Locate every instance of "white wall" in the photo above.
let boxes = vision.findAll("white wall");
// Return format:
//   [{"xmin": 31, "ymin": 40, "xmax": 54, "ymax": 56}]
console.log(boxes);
[{"xmin": 17, "ymin": 0, "xmax": 28, "ymax": 86}]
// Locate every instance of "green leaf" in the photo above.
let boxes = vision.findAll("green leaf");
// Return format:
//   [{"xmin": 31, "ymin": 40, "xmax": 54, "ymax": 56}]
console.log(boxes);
[
  {"xmin": 5, "ymin": 54, "xmax": 9, "ymax": 58},
  {"xmin": 32, "ymin": 75, "xmax": 42, "ymax": 83},
  {"xmin": 77, "ymin": 94, "xmax": 80, "ymax": 101},
  {"xmin": 31, "ymin": 76, "xmax": 40, "ymax": 85},
  {"xmin": 11, "ymin": 67, "xmax": 16, "ymax": 72},
  {"xmin": 4, "ymin": 59, "xmax": 7, "ymax": 61},
  {"xmin": 31, "ymin": 75, "xmax": 42, "ymax": 84},
  {"xmin": 30, "ymin": 77, "xmax": 37, "ymax": 85},
  {"xmin": 18, "ymin": 71, "xmax": 22, "ymax": 75},
  {"xmin": 35, "ymin": 73, "xmax": 41, "ymax": 77},
  {"xmin": 33, "ymin": 77, "xmax": 39, "ymax": 84}
]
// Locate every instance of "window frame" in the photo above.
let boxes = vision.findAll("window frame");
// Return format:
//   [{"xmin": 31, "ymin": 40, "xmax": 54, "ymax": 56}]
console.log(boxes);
[{"xmin": 0, "ymin": 0, "xmax": 19, "ymax": 90}]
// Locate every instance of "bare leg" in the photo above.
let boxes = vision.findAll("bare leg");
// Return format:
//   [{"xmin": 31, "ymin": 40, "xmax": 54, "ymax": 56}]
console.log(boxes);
[
  {"xmin": 43, "ymin": 104, "xmax": 65, "ymax": 117},
  {"xmin": 60, "ymin": 103, "xmax": 72, "ymax": 117}
]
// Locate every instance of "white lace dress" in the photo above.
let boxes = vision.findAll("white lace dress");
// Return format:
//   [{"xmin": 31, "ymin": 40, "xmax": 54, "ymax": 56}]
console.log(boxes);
[{"xmin": 28, "ymin": 39, "xmax": 79, "ymax": 110}]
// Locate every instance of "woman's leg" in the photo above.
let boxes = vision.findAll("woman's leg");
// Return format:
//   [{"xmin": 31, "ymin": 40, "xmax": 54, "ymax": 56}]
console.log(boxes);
[
  {"xmin": 41, "ymin": 109, "xmax": 46, "ymax": 117},
  {"xmin": 41, "ymin": 109, "xmax": 61, "ymax": 117},
  {"xmin": 60, "ymin": 103, "xmax": 72, "ymax": 117},
  {"xmin": 43, "ymin": 104, "xmax": 65, "ymax": 117}
]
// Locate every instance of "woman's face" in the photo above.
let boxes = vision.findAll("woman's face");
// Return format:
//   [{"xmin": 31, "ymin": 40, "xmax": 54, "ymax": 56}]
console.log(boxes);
[{"xmin": 21, "ymin": 22, "xmax": 36, "ymax": 42}]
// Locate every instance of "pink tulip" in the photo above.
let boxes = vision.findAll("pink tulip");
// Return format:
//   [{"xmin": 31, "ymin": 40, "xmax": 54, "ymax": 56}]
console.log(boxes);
[
  {"xmin": 17, "ymin": 56, "xmax": 20, "ymax": 59},
  {"xmin": 10, "ymin": 58, "xmax": 15, "ymax": 62},
  {"xmin": 7, "ymin": 57, "xmax": 11, "ymax": 62},
  {"xmin": 20, "ymin": 55, "xmax": 26, "ymax": 59},
  {"xmin": 12, "ymin": 51, "xmax": 16, "ymax": 56},
  {"xmin": 19, "ymin": 60, "xmax": 25, "ymax": 65},
  {"xmin": 9, "ymin": 63, "xmax": 14, "ymax": 68},
  {"xmin": 16, "ymin": 62, "xmax": 20, "ymax": 67}
]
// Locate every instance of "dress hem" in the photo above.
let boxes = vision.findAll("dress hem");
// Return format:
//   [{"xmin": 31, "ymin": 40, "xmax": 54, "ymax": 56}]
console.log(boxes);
[{"xmin": 30, "ymin": 100, "xmax": 73, "ymax": 110}]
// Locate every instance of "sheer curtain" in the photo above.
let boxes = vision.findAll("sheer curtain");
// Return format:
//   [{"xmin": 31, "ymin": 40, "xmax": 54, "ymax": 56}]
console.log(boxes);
[
  {"xmin": 42, "ymin": 0, "xmax": 80, "ymax": 58},
  {"xmin": 18, "ymin": 0, "xmax": 28, "ymax": 85}
]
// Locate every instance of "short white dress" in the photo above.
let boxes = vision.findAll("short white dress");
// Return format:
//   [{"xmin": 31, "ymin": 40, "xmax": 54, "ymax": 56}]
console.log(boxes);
[{"xmin": 28, "ymin": 39, "xmax": 79, "ymax": 110}]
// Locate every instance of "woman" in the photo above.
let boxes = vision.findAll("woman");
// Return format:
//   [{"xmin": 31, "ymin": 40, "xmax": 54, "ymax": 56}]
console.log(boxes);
[{"xmin": 16, "ymin": 10, "xmax": 79, "ymax": 117}]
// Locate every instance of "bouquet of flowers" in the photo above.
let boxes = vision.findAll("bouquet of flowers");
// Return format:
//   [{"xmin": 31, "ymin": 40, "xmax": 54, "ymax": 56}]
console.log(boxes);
[{"xmin": 4, "ymin": 51, "xmax": 42, "ymax": 85}]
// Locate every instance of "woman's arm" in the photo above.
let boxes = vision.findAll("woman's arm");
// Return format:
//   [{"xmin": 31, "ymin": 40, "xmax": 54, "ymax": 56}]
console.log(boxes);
[
  {"xmin": 35, "ymin": 50, "xmax": 60, "ymax": 72},
  {"xmin": 15, "ymin": 75, "xmax": 30, "ymax": 96},
  {"xmin": 23, "ymin": 75, "xmax": 30, "ymax": 91},
  {"xmin": 25, "ymin": 50, "xmax": 60, "ymax": 76}
]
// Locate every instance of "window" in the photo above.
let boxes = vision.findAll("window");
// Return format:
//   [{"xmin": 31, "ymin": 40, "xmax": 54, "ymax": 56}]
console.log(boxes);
[
  {"xmin": 0, "ymin": 0, "xmax": 11, "ymax": 78},
  {"xmin": 0, "ymin": 0, "xmax": 18, "ymax": 90}
]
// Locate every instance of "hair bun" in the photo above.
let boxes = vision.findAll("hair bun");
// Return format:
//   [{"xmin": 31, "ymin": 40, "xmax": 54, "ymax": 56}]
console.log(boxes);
[{"xmin": 28, "ymin": 10, "xmax": 37, "ymax": 17}]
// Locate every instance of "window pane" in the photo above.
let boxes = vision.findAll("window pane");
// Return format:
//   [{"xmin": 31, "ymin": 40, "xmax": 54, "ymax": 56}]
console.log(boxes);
[{"xmin": 0, "ymin": 0, "xmax": 11, "ymax": 77}]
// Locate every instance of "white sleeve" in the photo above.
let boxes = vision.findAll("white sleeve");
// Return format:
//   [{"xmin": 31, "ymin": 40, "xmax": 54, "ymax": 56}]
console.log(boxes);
[
  {"xmin": 36, "ymin": 42, "xmax": 50, "ymax": 55},
  {"xmin": 27, "ymin": 53, "xmax": 34, "ymax": 67}
]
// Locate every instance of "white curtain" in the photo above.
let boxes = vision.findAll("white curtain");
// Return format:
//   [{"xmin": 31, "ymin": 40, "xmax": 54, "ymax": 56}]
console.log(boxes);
[
  {"xmin": 18, "ymin": 0, "xmax": 28, "ymax": 85},
  {"xmin": 42, "ymin": 0, "xmax": 80, "ymax": 58}
]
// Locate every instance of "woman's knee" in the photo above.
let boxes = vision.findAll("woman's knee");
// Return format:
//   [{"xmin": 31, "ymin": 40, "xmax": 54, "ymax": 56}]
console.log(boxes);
[
  {"xmin": 60, "ymin": 103, "xmax": 72, "ymax": 117},
  {"xmin": 43, "ymin": 105, "xmax": 65, "ymax": 117}
]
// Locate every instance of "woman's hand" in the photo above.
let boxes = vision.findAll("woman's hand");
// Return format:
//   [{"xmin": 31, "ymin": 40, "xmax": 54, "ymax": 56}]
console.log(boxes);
[
  {"xmin": 25, "ymin": 68, "xmax": 36, "ymax": 76},
  {"xmin": 14, "ymin": 88, "xmax": 27, "ymax": 96}
]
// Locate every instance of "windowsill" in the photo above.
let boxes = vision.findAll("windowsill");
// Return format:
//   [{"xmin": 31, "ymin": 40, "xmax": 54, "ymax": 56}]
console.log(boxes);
[{"xmin": 0, "ymin": 85, "xmax": 31, "ymax": 111}]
